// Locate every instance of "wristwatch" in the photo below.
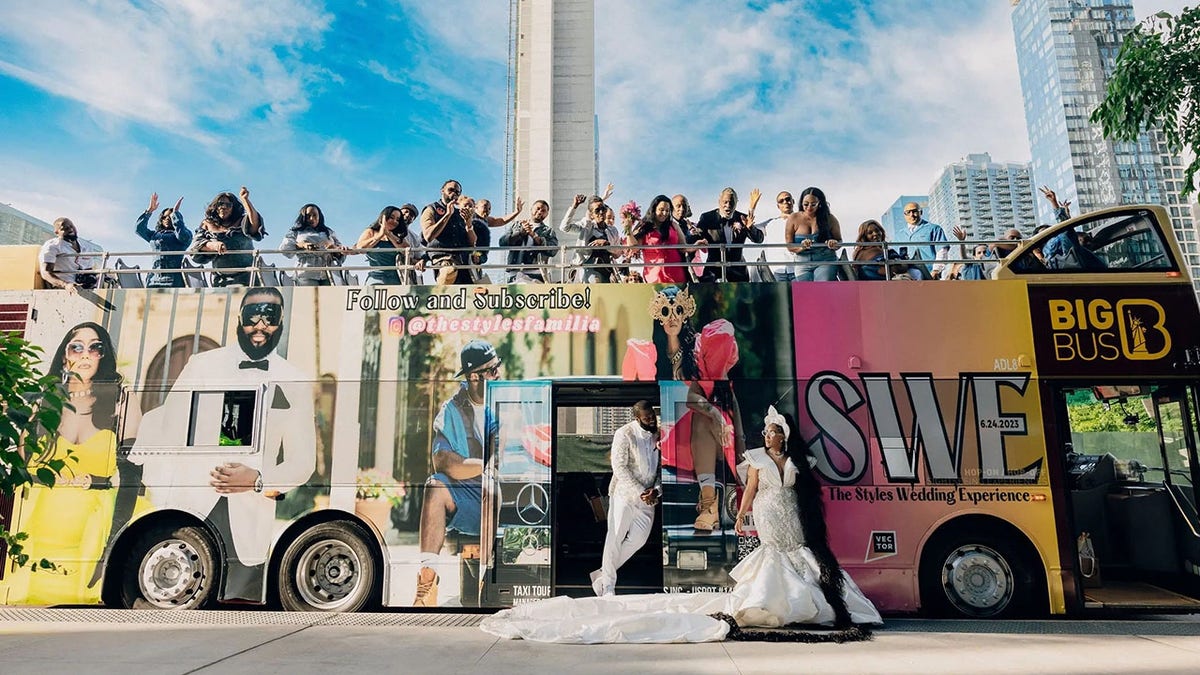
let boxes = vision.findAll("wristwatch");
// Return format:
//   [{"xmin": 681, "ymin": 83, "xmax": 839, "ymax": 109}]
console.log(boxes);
[{"xmin": 253, "ymin": 472, "xmax": 264, "ymax": 493}]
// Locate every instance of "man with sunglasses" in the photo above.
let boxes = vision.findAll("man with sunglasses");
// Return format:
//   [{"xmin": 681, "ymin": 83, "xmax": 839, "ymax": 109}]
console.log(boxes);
[
  {"xmin": 420, "ymin": 180, "xmax": 476, "ymax": 284},
  {"xmin": 131, "ymin": 287, "xmax": 316, "ymax": 601},
  {"xmin": 890, "ymin": 202, "xmax": 948, "ymax": 280},
  {"xmin": 746, "ymin": 190, "xmax": 796, "ymax": 282},
  {"xmin": 560, "ymin": 192, "xmax": 621, "ymax": 283},
  {"xmin": 414, "ymin": 339, "xmax": 501, "ymax": 606}
]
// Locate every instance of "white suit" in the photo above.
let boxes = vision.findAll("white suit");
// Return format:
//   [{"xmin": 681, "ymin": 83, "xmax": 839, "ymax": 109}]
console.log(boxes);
[
  {"xmin": 129, "ymin": 344, "xmax": 316, "ymax": 567},
  {"xmin": 594, "ymin": 420, "xmax": 660, "ymax": 595}
]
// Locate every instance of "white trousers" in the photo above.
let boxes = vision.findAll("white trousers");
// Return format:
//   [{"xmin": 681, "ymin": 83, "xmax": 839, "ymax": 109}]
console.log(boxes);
[{"xmin": 596, "ymin": 496, "xmax": 655, "ymax": 591}]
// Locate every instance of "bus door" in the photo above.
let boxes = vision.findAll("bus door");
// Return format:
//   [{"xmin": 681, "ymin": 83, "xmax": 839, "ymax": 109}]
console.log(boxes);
[
  {"xmin": 659, "ymin": 380, "xmax": 740, "ymax": 593},
  {"xmin": 1151, "ymin": 387, "xmax": 1200, "ymax": 579},
  {"xmin": 1062, "ymin": 384, "xmax": 1200, "ymax": 609},
  {"xmin": 479, "ymin": 381, "xmax": 552, "ymax": 607},
  {"xmin": 548, "ymin": 382, "xmax": 659, "ymax": 597}
]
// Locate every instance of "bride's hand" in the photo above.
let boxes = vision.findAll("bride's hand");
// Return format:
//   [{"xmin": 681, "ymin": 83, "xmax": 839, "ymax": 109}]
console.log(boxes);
[{"xmin": 734, "ymin": 513, "xmax": 745, "ymax": 536}]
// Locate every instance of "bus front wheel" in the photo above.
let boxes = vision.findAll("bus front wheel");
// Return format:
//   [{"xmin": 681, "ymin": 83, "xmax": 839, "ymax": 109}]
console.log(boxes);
[
  {"xmin": 120, "ymin": 524, "xmax": 219, "ymax": 610},
  {"xmin": 278, "ymin": 521, "xmax": 377, "ymax": 612},
  {"xmin": 921, "ymin": 532, "xmax": 1038, "ymax": 619}
]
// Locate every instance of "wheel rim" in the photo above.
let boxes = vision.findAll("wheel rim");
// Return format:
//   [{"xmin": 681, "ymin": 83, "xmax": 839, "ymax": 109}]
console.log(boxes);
[
  {"xmin": 293, "ymin": 538, "xmax": 363, "ymax": 610},
  {"xmin": 138, "ymin": 538, "xmax": 208, "ymax": 608},
  {"xmin": 940, "ymin": 543, "xmax": 1014, "ymax": 617}
]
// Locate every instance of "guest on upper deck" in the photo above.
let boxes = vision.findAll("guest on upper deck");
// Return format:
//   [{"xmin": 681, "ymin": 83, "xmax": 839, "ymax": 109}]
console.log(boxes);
[
  {"xmin": 632, "ymin": 195, "xmax": 692, "ymax": 284},
  {"xmin": 561, "ymin": 193, "xmax": 621, "ymax": 283},
  {"xmin": 692, "ymin": 188, "xmax": 763, "ymax": 282},
  {"xmin": 39, "ymin": 217, "xmax": 88, "ymax": 292},
  {"xmin": 785, "ymin": 187, "xmax": 843, "ymax": 282},
  {"xmin": 135, "ymin": 193, "xmax": 192, "ymax": 288},
  {"xmin": 357, "ymin": 205, "xmax": 411, "ymax": 286},
  {"xmin": 421, "ymin": 180, "xmax": 476, "ymax": 285},
  {"xmin": 500, "ymin": 199, "xmax": 558, "ymax": 283},
  {"xmin": 889, "ymin": 202, "xmax": 946, "ymax": 280},
  {"xmin": 281, "ymin": 204, "xmax": 346, "ymax": 286},
  {"xmin": 189, "ymin": 187, "xmax": 265, "ymax": 287}
]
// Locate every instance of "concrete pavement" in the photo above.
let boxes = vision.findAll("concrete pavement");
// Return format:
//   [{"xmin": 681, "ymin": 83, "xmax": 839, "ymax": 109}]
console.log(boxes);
[{"xmin": 2, "ymin": 608, "xmax": 1199, "ymax": 674}]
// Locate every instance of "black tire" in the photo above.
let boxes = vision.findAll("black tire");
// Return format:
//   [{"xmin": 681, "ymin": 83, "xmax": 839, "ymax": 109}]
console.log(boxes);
[
  {"xmin": 120, "ymin": 524, "xmax": 219, "ymax": 610},
  {"xmin": 278, "ymin": 521, "xmax": 377, "ymax": 612},
  {"xmin": 920, "ymin": 531, "xmax": 1040, "ymax": 619}
]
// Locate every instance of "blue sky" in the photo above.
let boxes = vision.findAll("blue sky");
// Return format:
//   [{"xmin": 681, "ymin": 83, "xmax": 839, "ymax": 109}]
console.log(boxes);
[{"xmin": 0, "ymin": 0, "xmax": 1187, "ymax": 256}]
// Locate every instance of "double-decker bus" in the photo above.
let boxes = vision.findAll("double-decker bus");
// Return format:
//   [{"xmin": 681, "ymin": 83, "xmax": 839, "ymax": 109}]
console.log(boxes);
[{"xmin": 1, "ymin": 204, "xmax": 1197, "ymax": 617}]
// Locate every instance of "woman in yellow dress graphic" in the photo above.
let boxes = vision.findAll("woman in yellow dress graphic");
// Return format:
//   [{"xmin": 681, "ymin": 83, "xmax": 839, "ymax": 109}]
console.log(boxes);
[{"xmin": 6, "ymin": 322, "xmax": 141, "ymax": 605}]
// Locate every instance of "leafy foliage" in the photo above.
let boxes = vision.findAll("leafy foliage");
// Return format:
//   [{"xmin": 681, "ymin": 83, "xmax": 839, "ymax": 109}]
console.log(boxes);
[
  {"xmin": 1066, "ymin": 400, "xmax": 1156, "ymax": 433},
  {"xmin": 0, "ymin": 332, "xmax": 69, "ymax": 569},
  {"xmin": 1091, "ymin": 8, "xmax": 1200, "ymax": 198}
]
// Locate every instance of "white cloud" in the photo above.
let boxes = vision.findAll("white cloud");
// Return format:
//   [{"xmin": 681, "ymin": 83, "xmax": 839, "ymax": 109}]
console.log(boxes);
[
  {"xmin": 592, "ymin": 0, "xmax": 1030, "ymax": 234},
  {"xmin": 0, "ymin": 0, "xmax": 333, "ymax": 143}
]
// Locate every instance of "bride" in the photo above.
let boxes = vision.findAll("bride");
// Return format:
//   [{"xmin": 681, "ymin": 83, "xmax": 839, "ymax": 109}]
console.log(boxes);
[{"xmin": 481, "ymin": 406, "xmax": 881, "ymax": 643}]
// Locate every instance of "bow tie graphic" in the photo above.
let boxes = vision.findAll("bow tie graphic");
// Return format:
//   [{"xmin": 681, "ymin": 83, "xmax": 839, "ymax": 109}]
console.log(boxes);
[{"xmin": 238, "ymin": 360, "xmax": 269, "ymax": 371}]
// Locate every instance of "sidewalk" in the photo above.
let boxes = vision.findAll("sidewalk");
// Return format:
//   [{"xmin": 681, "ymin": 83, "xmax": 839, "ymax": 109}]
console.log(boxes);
[{"xmin": 1, "ymin": 608, "xmax": 1199, "ymax": 674}]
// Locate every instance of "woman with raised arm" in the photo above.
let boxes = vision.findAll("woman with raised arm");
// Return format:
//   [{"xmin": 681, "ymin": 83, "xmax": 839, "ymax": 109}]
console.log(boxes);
[
  {"xmin": 134, "ymin": 192, "xmax": 192, "ymax": 288},
  {"xmin": 189, "ymin": 187, "xmax": 266, "ymax": 287},
  {"xmin": 786, "ymin": 186, "xmax": 843, "ymax": 282}
]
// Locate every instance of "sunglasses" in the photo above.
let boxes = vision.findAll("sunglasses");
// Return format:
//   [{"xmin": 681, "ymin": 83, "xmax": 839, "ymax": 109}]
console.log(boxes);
[
  {"xmin": 472, "ymin": 365, "xmax": 501, "ymax": 377},
  {"xmin": 801, "ymin": 202, "xmax": 821, "ymax": 209},
  {"xmin": 214, "ymin": 201, "xmax": 235, "ymax": 208},
  {"xmin": 241, "ymin": 302, "xmax": 282, "ymax": 327},
  {"xmin": 657, "ymin": 303, "xmax": 689, "ymax": 319},
  {"xmin": 904, "ymin": 209, "xmax": 921, "ymax": 215},
  {"xmin": 777, "ymin": 197, "xmax": 793, "ymax": 204},
  {"xmin": 67, "ymin": 341, "xmax": 105, "ymax": 357}
]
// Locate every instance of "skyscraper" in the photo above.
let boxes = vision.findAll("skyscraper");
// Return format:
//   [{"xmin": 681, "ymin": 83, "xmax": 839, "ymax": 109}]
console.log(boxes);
[
  {"xmin": 1011, "ymin": 0, "xmax": 1200, "ymax": 288},
  {"xmin": 925, "ymin": 153, "xmax": 1037, "ymax": 242},
  {"xmin": 509, "ymin": 0, "xmax": 597, "ymax": 229}
]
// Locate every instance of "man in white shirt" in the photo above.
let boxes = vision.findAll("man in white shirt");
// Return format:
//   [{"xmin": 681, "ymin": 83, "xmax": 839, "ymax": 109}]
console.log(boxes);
[
  {"xmin": 748, "ymin": 190, "xmax": 795, "ymax": 281},
  {"xmin": 592, "ymin": 400, "xmax": 661, "ymax": 596},
  {"xmin": 39, "ymin": 217, "xmax": 85, "ymax": 291}
]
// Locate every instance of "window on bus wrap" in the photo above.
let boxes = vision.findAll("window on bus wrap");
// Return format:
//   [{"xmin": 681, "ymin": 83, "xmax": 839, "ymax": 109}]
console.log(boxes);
[
  {"xmin": 1011, "ymin": 209, "xmax": 1178, "ymax": 274},
  {"xmin": 187, "ymin": 390, "xmax": 257, "ymax": 447}
]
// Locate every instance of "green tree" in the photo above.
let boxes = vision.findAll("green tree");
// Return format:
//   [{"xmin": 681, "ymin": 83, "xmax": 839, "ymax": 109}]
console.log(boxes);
[
  {"xmin": 1091, "ymin": 7, "xmax": 1200, "ymax": 198},
  {"xmin": 0, "ymin": 331, "xmax": 70, "ymax": 570}
]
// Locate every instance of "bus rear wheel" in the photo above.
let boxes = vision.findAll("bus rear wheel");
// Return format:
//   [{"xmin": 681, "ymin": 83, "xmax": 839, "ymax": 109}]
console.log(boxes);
[
  {"xmin": 921, "ymin": 533, "xmax": 1037, "ymax": 619},
  {"xmin": 278, "ymin": 522, "xmax": 377, "ymax": 612},
  {"xmin": 120, "ymin": 524, "xmax": 219, "ymax": 610}
]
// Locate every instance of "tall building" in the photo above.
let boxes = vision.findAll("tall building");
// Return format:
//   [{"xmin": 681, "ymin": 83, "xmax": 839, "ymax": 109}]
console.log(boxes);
[
  {"xmin": 509, "ymin": 0, "xmax": 597, "ymax": 228},
  {"xmin": 0, "ymin": 202, "xmax": 100, "ymax": 250},
  {"xmin": 1, "ymin": 202, "xmax": 57, "ymax": 246},
  {"xmin": 1011, "ymin": 0, "xmax": 1200, "ymax": 289},
  {"xmin": 925, "ymin": 153, "xmax": 1038, "ymax": 242},
  {"xmin": 879, "ymin": 195, "xmax": 928, "ymax": 242}
]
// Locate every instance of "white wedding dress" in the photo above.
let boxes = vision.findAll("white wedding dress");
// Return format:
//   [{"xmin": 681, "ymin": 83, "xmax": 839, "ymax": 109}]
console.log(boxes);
[{"xmin": 481, "ymin": 448, "xmax": 881, "ymax": 643}]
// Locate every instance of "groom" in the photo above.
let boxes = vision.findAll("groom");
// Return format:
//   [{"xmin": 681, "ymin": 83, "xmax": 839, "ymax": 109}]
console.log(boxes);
[{"xmin": 592, "ymin": 400, "xmax": 661, "ymax": 596}]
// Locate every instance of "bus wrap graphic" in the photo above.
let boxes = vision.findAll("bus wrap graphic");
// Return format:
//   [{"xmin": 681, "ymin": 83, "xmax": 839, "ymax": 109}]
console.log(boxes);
[{"xmin": 1029, "ymin": 285, "xmax": 1200, "ymax": 377}]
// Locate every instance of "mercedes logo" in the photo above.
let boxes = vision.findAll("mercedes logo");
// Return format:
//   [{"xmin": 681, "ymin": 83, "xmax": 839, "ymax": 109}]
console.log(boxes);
[{"xmin": 515, "ymin": 482, "xmax": 549, "ymax": 525}]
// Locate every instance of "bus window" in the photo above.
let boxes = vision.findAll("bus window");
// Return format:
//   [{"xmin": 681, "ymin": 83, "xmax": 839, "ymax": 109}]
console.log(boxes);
[
  {"xmin": 1009, "ymin": 208, "xmax": 1178, "ymax": 275},
  {"xmin": 187, "ymin": 390, "xmax": 257, "ymax": 447}
]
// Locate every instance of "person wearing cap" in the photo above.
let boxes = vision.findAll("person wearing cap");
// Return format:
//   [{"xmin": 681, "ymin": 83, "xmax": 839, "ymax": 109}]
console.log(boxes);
[{"xmin": 414, "ymin": 339, "xmax": 501, "ymax": 606}]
